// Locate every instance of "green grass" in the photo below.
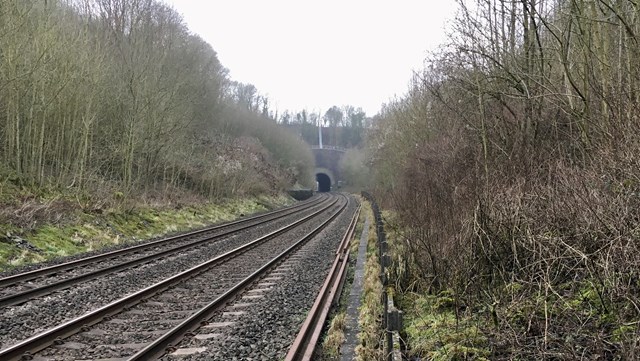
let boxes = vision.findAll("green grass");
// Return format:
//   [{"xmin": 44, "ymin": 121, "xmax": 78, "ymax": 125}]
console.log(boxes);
[
  {"xmin": 0, "ymin": 195, "xmax": 292, "ymax": 272},
  {"xmin": 400, "ymin": 291, "xmax": 490, "ymax": 361}
]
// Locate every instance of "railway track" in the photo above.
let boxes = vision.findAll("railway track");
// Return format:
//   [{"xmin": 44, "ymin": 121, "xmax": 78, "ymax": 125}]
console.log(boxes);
[
  {"xmin": 285, "ymin": 202, "xmax": 361, "ymax": 361},
  {"xmin": 0, "ymin": 195, "xmax": 331, "ymax": 349},
  {"xmin": 0, "ymin": 193, "xmax": 357, "ymax": 360},
  {"xmin": 0, "ymin": 194, "xmax": 326, "ymax": 304}
]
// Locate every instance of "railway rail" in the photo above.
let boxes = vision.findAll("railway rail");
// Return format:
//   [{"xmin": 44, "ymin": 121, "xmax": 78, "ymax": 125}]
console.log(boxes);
[
  {"xmin": 0, "ymin": 194, "xmax": 327, "ymax": 307},
  {"xmin": 285, "ymin": 202, "xmax": 361, "ymax": 361},
  {"xmin": 0, "ymin": 193, "xmax": 355, "ymax": 360}
]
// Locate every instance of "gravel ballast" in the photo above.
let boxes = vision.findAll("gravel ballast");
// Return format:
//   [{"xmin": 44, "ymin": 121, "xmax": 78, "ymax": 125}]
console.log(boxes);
[
  {"xmin": 0, "ymin": 194, "xmax": 358, "ymax": 360},
  {"xmin": 0, "ymin": 197, "xmax": 331, "ymax": 350}
]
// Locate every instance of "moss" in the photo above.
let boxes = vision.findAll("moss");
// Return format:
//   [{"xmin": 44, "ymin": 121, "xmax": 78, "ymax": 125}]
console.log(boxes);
[
  {"xmin": 0, "ymin": 242, "xmax": 19, "ymax": 269},
  {"xmin": 402, "ymin": 292, "xmax": 490, "ymax": 360},
  {"xmin": 0, "ymin": 248, "xmax": 45, "ymax": 269},
  {"xmin": 504, "ymin": 281, "xmax": 523, "ymax": 294},
  {"xmin": 29, "ymin": 225, "xmax": 81, "ymax": 257},
  {"xmin": 612, "ymin": 324, "xmax": 637, "ymax": 342},
  {"xmin": 0, "ymin": 195, "xmax": 289, "ymax": 272},
  {"xmin": 433, "ymin": 289, "xmax": 457, "ymax": 311},
  {"xmin": 102, "ymin": 198, "xmax": 271, "ymax": 241},
  {"xmin": 0, "ymin": 223, "xmax": 20, "ymax": 237}
]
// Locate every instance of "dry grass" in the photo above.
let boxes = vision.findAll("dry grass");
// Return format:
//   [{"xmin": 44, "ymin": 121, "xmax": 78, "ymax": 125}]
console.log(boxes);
[
  {"xmin": 322, "ymin": 312, "xmax": 347, "ymax": 359},
  {"xmin": 355, "ymin": 208, "xmax": 385, "ymax": 361},
  {"xmin": 377, "ymin": 134, "xmax": 640, "ymax": 359}
]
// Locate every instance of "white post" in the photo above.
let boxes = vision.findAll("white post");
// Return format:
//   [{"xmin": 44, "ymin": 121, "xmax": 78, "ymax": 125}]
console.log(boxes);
[{"xmin": 318, "ymin": 111, "xmax": 323, "ymax": 149}]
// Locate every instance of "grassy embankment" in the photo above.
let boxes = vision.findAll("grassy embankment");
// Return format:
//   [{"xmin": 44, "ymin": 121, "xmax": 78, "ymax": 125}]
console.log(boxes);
[{"xmin": 0, "ymin": 181, "xmax": 292, "ymax": 271}]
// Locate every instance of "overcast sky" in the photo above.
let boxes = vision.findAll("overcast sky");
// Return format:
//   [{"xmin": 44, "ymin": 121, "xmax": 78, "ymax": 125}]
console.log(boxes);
[{"xmin": 163, "ymin": 1, "xmax": 457, "ymax": 116}]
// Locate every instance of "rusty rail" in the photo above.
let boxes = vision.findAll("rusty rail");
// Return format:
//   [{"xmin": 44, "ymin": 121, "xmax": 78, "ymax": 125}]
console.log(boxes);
[
  {"xmin": 285, "ymin": 201, "xmax": 361, "ymax": 361},
  {"xmin": 127, "ymin": 195, "xmax": 351, "ymax": 361}
]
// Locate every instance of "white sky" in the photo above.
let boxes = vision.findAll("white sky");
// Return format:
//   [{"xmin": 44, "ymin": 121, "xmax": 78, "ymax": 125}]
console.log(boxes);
[{"xmin": 163, "ymin": 1, "xmax": 457, "ymax": 116}]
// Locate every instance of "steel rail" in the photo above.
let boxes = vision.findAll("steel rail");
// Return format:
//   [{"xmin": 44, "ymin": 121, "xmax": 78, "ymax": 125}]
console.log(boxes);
[
  {"xmin": 0, "ymin": 195, "xmax": 331, "ymax": 308},
  {"xmin": 285, "ymin": 200, "xmax": 361, "ymax": 361},
  {"xmin": 0, "ymin": 194, "xmax": 323, "ymax": 289},
  {"xmin": 0, "ymin": 195, "xmax": 330, "ymax": 307},
  {"xmin": 0, "ymin": 196, "xmax": 340, "ymax": 361},
  {"xmin": 332, "ymin": 203, "xmax": 362, "ymax": 307},
  {"xmin": 126, "ymin": 194, "xmax": 351, "ymax": 361}
]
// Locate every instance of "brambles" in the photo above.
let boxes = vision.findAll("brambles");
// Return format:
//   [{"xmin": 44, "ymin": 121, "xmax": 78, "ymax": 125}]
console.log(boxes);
[{"xmin": 370, "ymin": 0, "xmax": 640, "ymax": 358}]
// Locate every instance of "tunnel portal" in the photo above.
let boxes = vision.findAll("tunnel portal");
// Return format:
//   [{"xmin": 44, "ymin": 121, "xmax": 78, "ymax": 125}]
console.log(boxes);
[{"xmin": 316, "ymin": 173, "xmax": 331, "ymax": 192}]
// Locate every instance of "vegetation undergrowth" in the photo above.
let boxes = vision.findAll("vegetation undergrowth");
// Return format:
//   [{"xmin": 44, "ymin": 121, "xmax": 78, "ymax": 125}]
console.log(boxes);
[
  {"xmin": 385, "ymin": 211, "xmax": 487, "ymax": 360},
  {"xmin": 396, "ymin": 273, "xmax": 640, "ymax": 360},
  {"xmin": 400, "ymin": 291, "xmax": 489, "ymax": 361},
  {"xmin": 321, "ymin": 311, "xmax": 348, "ymax": 360},
  {"xmin": 0, "ymin": 183, "xmax": 292, "ymax": 271},
  {"xmin": 386, "ymin": 209, "xmax": 640, "ymax": 360},
  {"xmin": 366, "ymin": 0, "xmax": 640, "ymax": 358},
  {"xmin": 319, "ymin": 253, "xmax": 354, "ymax": 360}
]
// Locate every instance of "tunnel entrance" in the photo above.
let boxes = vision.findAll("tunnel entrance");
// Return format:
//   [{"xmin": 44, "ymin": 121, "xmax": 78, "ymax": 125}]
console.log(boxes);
[{"xmin": 316, "ymin": 173, "xmax": 331, "ymax": 192}]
